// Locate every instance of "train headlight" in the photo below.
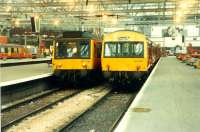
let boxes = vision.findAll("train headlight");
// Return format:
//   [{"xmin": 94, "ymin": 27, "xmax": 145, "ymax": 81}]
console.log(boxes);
[
  {"xmin": 56, "ymin": 63, "xmax": 62, "ymax": 68},
  {"xmin": 82, "ymin": 63, "xmax": 87, "ymax": 69}
]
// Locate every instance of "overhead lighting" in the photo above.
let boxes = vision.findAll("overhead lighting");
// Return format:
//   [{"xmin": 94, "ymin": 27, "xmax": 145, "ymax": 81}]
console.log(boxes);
[
  {"xmin": 88, "ymin": 5, "xmax": 94, "ymax": 13},
  {"xmin": 112, "ymin": 18, "xmax": 118, "ymax": 25},
  {"xmin": 53, "ymin": 19, "xmax": 60, "ymax": 26},
  {"xmin": 34, "ymin": 14, "xmax": 40, "ymax": 19},
  {"xmin": 178, "ymin": 0, "xmax": 195, "ymax": 8},
  {"xmin": 6, "ymin": 6, "xmax": 12, "ymax": 12},
  {"xmin": 176, "ymin": 11, "xmax": 183, "ymax": 17},
  {"xmin": 175, "ymin": 17, "xmax": 181, "ymax": 23},
  {"xmin": 174, "ymin": 16, "xmax": 185, "ymax": 24},
  {"xmin": 14, "ymin": 20, "xmax": 20, "ymax": 26},
  {"xmin": 179, "ymin": 2, "xmax": 188, "ymax": 9},
  {"xmin": 102, "ymin": 14, "xmax": 108, "ymax": 20}
]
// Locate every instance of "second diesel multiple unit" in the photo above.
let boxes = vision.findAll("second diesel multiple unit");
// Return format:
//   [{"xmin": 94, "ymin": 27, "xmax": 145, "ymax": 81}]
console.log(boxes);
[
  {"xmin": 101, "ymin": 30, "xmax": 160, "ymax": 82},
  {"xmin": 52, "ymin": 31, "xmax": 102, "ymax": 82}
]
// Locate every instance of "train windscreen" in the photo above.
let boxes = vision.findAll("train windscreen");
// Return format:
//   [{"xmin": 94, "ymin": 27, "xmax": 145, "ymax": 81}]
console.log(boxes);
[
  {"xmin": 55, "ymin": 39, "xmax": 90, "ymax": 59},
  {"xmin": 104, "ymin": 41, "xmax": 144, "ymax": 58}
]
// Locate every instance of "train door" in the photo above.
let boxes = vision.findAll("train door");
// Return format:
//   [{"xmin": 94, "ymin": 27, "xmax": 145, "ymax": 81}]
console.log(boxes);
[
  {"xmin": 96, "ymin": 41, "xmax": 102, "ymax": 69},
  {"xmin": 18, "ymin": 47, "xmax": 23, "ymax": 58},
  {"xmin": 147, "ymin": 42, "xmax": 153, "ymax": 67},
  {"xmin": 13, "ymin": 47, "xmax": 18, "ymax": 58},
  {"xmin": 93, "ymin": 41, "xmax": 102, "ymax": 69},
  {"xmin": 10, "ymin": 47, "xmax": 14, "ymax": 58}
]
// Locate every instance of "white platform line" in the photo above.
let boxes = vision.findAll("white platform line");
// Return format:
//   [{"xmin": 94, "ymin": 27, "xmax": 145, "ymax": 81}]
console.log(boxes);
[
  {"xmin": 0, "ymin": 58, "xmax": 51, "ymax": 64},
  {"xmin": 0, "ymin": 73, "xmax": 53, "ymax": 87}
]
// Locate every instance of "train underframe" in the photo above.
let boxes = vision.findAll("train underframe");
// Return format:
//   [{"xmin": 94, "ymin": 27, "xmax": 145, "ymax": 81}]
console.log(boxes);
[
  {"xmin": 53, "ymin": 69, "xmax": 102, "ymax": 83},
  {"xmin": 103, "ymin": 71, "xmax": 148, "ymax": 84}
]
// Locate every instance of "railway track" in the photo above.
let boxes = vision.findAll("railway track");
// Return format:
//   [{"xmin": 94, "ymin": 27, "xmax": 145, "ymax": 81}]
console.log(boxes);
[
  {"xmin": 1, "ymin": 88, "xmax": 81, "ymax": 131},
  {"xmin": 58, "ymin": 88, "xmax": 139, "ymax": 132},
  {"xmin": 57, "ymin": 60, "xmax": 156, "ymax": 132},
  {"xmin": 2, "ymin": 81, "xmax": 143, "ymax": 132},
  {"xmin": 1, "ymin": 88, "xmax": 59, "ymax": 111},
  {"xmin": 3, "ymin": 85, "xmax": 111, "ymax": 131}
]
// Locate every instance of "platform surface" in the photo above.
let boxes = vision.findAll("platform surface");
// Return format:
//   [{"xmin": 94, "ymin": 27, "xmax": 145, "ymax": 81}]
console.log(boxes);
[
  {"xmin": 1, "ymin": 63, "xmax": 52, "ymax": 83},
  {"xmin": 114, "ymin": 57, "xmax": 200, "ymax": 132},
  {"xmin": 0, "ymin": 57, "xmax": 51, "ymax": 64}
]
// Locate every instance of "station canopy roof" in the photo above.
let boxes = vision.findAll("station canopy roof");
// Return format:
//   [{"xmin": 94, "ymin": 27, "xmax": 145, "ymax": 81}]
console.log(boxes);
[{"xmin": 0, "ymin": 0, "xmax": 199, "ymax": 30}]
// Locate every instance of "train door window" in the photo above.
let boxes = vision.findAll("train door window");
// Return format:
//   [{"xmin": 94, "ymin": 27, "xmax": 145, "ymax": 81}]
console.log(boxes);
[
  {"xmin": 5, "ymin": 48, "xmax": 8, "ymax": 53},
  {"xmin": 121, "ymin": 42, "xmax": 131, "ymax": 56},
  {"xmin": 80, "ymin": 40, "xmax": 89, "ymax": 57}
]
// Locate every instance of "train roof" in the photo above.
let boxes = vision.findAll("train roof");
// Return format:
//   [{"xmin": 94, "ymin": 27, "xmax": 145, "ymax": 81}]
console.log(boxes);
[
  {"xmin": 57, "ymin": 31, "xmax": 98, "ymax": 40},
  {"xmin": 105, "ymin": 30, "xmax": 146, "ymax": 36},
  {"xmin": 103, "ymin": 30, "xmax": 148, "ymax": 42}
]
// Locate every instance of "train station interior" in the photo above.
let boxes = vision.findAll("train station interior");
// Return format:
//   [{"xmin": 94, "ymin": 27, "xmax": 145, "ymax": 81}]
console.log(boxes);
[{"xmin": 1, "ymin": 0, "xmax": 200, "ymax": 132}]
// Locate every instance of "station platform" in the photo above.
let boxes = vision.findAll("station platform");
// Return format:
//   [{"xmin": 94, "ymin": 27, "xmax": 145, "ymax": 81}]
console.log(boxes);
[
  {"xmin": 114, "ymin": 57, "xmax": 200, "ymax": 132},
  {"xmin": 0, "ymin": 57, "xmax": 51, "ymax": 64},
  {"xmin": 0, "ymin": 57, "xmax": 51, "ymax": 67},
  {"xmin": 0, "ymin": 63, "xmax": 52, "ymax": 87}
]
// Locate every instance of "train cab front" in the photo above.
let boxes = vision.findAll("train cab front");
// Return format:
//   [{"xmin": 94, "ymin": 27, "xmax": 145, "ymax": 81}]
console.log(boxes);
[
  {"xmin": 101, "ymin": 40, "xmax": 148, "ymax": 82},
  {"xmin": 52, "ymin": 38, "xmax": 95, "ymax": 82}
]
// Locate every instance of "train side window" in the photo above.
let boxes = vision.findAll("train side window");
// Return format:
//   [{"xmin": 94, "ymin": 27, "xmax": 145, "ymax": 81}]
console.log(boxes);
[
  {"xmin": 66, "ymin": 42, "xmax": 77, "ymax": 57},
  {"xmin": 11, "ymin": 48, "xmax": 14, "ymax": 53},
  {"xmin": 121, "ymin": 42, "xmax": 131, "ymax": 56},
  {"xmin": 105, "ymin": 43, "xmax": 117, "ymax": 57},
  {"xmin": 0, "ymin": 47, "xmax": 4, "ymax": 53},
  {"xmin": 5, "ymin": 48, "xmax": 8, "ymax": 53}
]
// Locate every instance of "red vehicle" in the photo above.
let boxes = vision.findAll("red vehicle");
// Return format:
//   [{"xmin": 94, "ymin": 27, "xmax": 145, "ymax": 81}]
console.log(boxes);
[{"xmin": 0, "ymin": 44, "xmax": 36, "ymax": 59}]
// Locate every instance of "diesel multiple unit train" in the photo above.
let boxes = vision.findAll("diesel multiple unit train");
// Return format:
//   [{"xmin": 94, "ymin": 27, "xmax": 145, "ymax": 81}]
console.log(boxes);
[
  {"xmin": 52, "ymin": 30, "xmax": 160, "ymax": 83},
  {"xmin": 52, "ymin": 31, "xmax": 102, "ymax": 82},
  {"xmin": 102, "ymin": 30, "xmax": 160, "ymax": 82}
]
